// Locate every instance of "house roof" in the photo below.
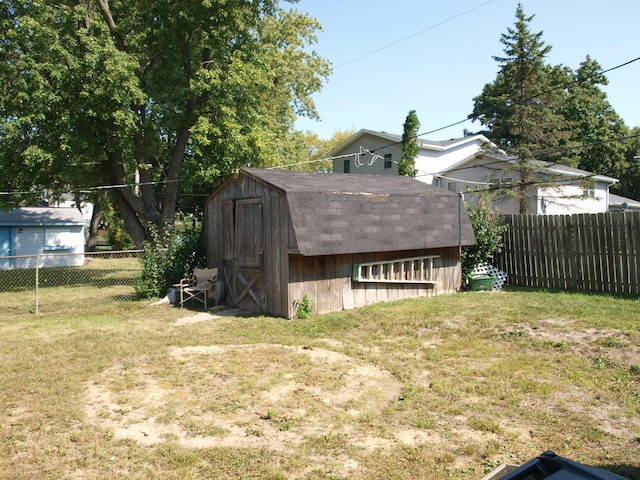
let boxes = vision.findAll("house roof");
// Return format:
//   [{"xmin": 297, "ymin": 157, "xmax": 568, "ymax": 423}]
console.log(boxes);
[
  {"xmin": 241, "ymin": 168, "xmax": 476, "ymax": 256},
  {"xmin": 0, "ymin": 207, "xmax": 86, "ymax": 227},
  {"xmin": 328, "ymin": 129, "xmax": 492, "ymax": 157},
  {"xmin": 440, "ymin": 152, "xmax": 619, "ymax": 185},
  {"xmin": 609, "ymin": 193, "xmax": 640, "ymax": 211}
]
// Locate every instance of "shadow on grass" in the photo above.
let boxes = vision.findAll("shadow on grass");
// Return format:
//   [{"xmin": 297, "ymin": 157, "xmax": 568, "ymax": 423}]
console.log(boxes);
[
  {"xmin": 598, "ymin": 463, "xmax": 640, "ymax": 480},
  {"xmin": 0, "ymin": 266, "xmax": 139, "ymax": 292},
  {"xmin": 503, "ymin": 285, "xmax": 640, "ymax": 300}
]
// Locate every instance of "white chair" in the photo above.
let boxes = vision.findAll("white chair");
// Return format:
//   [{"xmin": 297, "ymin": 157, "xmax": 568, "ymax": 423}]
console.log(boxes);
[{"xmin": 175, "ymin": 267, "xmax": 219, "ymax": 310}]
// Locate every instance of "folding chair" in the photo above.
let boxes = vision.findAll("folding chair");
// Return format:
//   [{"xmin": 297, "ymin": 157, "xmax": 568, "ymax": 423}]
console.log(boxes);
[{"xmin": 175, "ymin": 267, "xmax": 218, "ymax": 310}]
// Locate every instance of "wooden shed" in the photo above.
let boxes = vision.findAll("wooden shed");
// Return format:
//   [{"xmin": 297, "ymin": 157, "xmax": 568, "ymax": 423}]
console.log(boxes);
[{"xmin": 205, "ymin": 168, "xmax": 476, "ymax": 318}]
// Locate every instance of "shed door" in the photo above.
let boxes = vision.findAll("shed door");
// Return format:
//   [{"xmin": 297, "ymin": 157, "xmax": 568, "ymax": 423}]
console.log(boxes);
[
  {"xmin": 0, "ymin": 228, "xmax": 11, "ymax": 270},
  {"xmin": 223, "ymin": 198, "xmax": 264, "ymax": 311}
]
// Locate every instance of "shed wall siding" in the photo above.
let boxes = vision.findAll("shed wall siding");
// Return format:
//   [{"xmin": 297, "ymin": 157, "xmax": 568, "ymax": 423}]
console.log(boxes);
[
  {"xmin": 205, "ymin": 174, "xmax": 293, "ymax": 316},
  {"xmin": 287, "ymin": 247, "xmax": 461, "ymax": 318}
]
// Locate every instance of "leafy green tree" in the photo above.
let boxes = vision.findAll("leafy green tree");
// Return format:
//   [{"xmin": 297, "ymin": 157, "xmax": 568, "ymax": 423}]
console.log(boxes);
[
  {"xmin": 0, "ymin": 1, "xmax": 330, "ymax": 247},
  {"xmin": 398, "ymin": 110, "xmax": 420, "ymax": 177},
  {"xmin": 471, "ymin": 3, "xmax": 570, "ymax": 213},
  {"xmin": 612, "ymin": 126, "xmax": 640, "ymax": 201},
  {"xmin": 560, "ymin": 57, "xmax": 629, "ymax": 178}
]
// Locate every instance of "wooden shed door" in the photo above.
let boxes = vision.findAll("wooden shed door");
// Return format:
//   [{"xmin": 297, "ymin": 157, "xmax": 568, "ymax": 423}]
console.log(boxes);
[{"xmin": 223, "ymin": 198, "xmax": 264, "ymax": 311}]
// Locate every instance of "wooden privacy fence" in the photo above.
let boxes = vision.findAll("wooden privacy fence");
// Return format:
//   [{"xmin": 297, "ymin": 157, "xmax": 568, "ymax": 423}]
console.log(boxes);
[{"xmin": 498, "ymin": 212, "xmax": 640, "ymax": 295}]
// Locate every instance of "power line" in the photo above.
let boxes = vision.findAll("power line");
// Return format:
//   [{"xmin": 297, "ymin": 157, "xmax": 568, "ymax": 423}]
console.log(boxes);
[
  {"xmin": 334, "ymin": 1, "xmax": 495, "ymax": 69},
  {"xmin": 422, "ymin": 132, "xmax": 640, "ymax": 179},
  {"xmin": 368, "ymin": 56, "xmax": 640, "ymax": 153},
  {"xmin": 0, "ymin": 179, "xmax": 180, "ymax": 197}
]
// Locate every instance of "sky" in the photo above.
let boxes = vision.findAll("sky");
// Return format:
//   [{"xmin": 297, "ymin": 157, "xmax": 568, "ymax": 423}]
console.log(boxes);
[{"xmin": 292, "ymin": 0, "xmax": 640, "ymax": 140}]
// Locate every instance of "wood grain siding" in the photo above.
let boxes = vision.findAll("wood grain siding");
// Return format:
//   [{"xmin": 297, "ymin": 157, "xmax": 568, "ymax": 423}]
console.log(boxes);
[
  {"xmin": 288, "ymin": 247, "xmax": 461, "ymax": 317},
  {"xmin": 499, "ymin": 212, "xmax": 640, "ymax": 295}
]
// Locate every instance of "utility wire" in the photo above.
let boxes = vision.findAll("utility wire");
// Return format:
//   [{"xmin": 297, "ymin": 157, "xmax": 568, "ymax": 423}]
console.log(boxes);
[
  {"xmin": 0, "ymin": 179, "xmax": 180, "ymax": 197},
  {"xmin": 269, "ymin": 56, "xmax": 640, "ymax": 171},
  {"xmin": 334, "ymin": 0, "xmax": 495, "ymax": 69},
  {"xmin": 369, "ymin": 56, "xmax": 640, "ymax": 153}
]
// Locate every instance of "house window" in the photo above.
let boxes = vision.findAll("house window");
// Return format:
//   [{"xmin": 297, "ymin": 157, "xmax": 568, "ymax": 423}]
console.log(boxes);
[
  {"xmin": 43, "ymin": 228, "xmax": 74, "ymax": 251},
  {"xmin": 447, "ymin": 181, "xmax": 459, "ymax": 193},
  {"xmin": 583, "ymin": 188, "xmax": 595, "ymax": 198},
  {"xmin": 490, "ymin": 177, "xmax": 513, "ymax": 191},
  {"xmin": 384, "ymin": 154, "xmax": 392, "ymax": 169},
  {"xmin": 343, "ymin": 159, "xmax": 350, "ymax": 174}
]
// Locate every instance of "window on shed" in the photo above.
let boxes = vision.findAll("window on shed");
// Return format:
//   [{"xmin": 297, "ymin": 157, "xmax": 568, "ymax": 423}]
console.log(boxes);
[
  {"xmin": 384, "ymin": 154, "xmax": 392, "ymax": 169},
  {"xmin": 343, "ymin": 159, "xmax": 350, "ymax": 173},
  {"xmin": 447, "ymin": 181, "xmax": 459, "ymax": 192}
]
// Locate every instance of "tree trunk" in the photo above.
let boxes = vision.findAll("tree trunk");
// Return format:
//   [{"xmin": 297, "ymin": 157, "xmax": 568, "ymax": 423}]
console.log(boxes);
[
  {"xmin": 111, "ymin": 188, "xmax": 147, "ymax": 248},
  {"xmin": 86, "ymin": 193, "xmax": 106, "ymax": 252}
]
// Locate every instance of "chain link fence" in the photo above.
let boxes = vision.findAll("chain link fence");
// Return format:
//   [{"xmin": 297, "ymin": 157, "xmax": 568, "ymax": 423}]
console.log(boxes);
[{"xmin": 0, "ymin": 250, "xmax": 143, "ymax": 316}]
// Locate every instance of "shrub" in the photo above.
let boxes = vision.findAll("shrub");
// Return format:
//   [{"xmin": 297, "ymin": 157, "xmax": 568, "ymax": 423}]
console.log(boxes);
[
  {"xmin": 293, "ymin": 295, "xmax": 314, "ymax": 319},
  {"xmin": 461, "ymin": 195, "xmax": 508, "ymax": 276},
  {"xmin": 135, "ymin": 214, "xmax": 206, "ymax": 299}
]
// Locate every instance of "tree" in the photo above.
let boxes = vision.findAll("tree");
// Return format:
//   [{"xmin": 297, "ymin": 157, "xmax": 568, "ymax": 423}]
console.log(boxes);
[
  {"xmin": 560, "ymin": 57, "xmax": 629, "ymax": 179},
  {"xmin": 612, "ymin": 126, "xmax": 640, "ymax": 201},
  {"xmin": 471, "ymin": 3, "xmax": 570, "ymax": 213},
  {"xmin": 0, "ymin": 1, "xmax": 330, "ymax": 247},
  {"xmin": 398, "ymin": 110, "xmax": 420, "ymax": 178}
]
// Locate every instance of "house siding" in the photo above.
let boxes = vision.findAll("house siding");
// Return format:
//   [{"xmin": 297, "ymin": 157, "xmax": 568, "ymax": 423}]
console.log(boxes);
[{"xmin": 332, "ymin": 132, "xmax": 403, "ymax": 175}]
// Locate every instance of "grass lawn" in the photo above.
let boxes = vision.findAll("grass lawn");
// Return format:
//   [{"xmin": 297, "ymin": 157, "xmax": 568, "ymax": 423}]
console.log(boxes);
[{"xmin": 1, "ymin": 289, "xmax": 639, "ymax": 479}]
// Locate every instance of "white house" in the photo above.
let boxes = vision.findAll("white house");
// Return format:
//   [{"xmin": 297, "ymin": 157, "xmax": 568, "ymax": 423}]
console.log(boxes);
[
  {"xmin": 331, "ymin": 129, "xmax": 492, "ymax": 185},
  {"xmin": 0, "ymin": 207, "xmax": 85, "ymax": 270},
  {"xmin": 329, "ymin": 129, "xmax": 628, "ymax": 215},
  {"xmin": 439, "ymin": 152, "xmax": 618, "ymax": 215}
]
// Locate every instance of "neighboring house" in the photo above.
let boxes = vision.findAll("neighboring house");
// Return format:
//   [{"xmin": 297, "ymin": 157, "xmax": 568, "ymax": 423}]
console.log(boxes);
[
  {"xmin": 205, "ymin": 168, "xmax": 476, "ymax": 318},
  {"xmin": 43, "ymin": 193, "xmax": 94, "ymax": 227},
  {"xmin": 609, "ymin": 193, "xmax": 640, "ymax": 212},
  {"xmin": 0, "ymin": 207, "xmax": 85, "ymax": 270},
  {"xmin": 441, "ymin": 152, "xmax": 618, "ymax": 215},
  {"xmin": 331, "ymin": 129, "xmax": 491, "ymax": 185},
  {"xmin": 330, "ymin": 129, "xmax": 627, "ymax": 215}
]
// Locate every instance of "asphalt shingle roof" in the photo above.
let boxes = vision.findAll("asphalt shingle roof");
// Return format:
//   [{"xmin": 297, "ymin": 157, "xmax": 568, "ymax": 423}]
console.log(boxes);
[
  {"xmin": 0, "ymin": 207, "xmax": 85, "ymax": 227},
  {"xmin": 244, "ymin": 168, "xmax": 476, "ymax": 256}
]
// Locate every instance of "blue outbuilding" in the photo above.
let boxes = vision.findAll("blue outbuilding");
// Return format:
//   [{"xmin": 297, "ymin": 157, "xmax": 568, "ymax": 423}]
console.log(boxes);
[{"xmin": 0, "ymin": 207, "xmax": 85, "ymax": 270}]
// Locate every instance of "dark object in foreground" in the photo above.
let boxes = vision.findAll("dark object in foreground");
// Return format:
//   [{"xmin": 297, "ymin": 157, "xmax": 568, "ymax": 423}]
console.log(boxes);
[{"xmin": 485, "ymin": 450, "xmax": 629, "ymax": 480}]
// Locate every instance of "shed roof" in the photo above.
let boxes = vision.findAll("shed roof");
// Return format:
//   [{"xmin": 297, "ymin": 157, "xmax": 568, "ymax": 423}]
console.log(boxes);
[
  {"xmin": 241, "ymin": 168, "xmax": 476, "ymax": 256},
  {"xmin": 0, "ymin": 207, "xmax": 86, "ymax": 227}
]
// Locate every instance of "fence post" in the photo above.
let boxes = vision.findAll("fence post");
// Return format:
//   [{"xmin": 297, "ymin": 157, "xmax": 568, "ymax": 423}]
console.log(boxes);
[{"xmin": 35, "ymin": 254, "xmax": 39, "ymax": 315}]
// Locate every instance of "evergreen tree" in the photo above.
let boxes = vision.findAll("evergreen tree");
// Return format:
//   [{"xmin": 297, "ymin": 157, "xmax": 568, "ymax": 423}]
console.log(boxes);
[
  {"xmin": 398, "ymin": 110, "xmax": 420, "ymax": 178},
  {"xmin": 471, "ymin": 4, "xmax": 569, "ymax": 213}
]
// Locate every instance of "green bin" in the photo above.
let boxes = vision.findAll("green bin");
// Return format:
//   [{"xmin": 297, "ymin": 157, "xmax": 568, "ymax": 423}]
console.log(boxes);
[{"xmin": 468, "ymin": 274, "xmax": 495, "ymax": 291}]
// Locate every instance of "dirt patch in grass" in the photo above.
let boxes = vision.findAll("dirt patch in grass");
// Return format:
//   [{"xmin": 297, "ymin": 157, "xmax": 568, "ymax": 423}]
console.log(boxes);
[
  {"xmin": 83, "ymin": 343, "xmax": 442, "ymax": 456},
  {"xmin": 501, "ymin": 318, "xmax": 640, "ymax": 367}
]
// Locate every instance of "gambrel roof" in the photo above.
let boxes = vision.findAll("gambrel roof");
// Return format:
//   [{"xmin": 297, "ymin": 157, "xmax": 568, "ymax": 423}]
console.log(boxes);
[{"xmin": 242, "ymin": 168, "xmax": 476, "ymax": 256}]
